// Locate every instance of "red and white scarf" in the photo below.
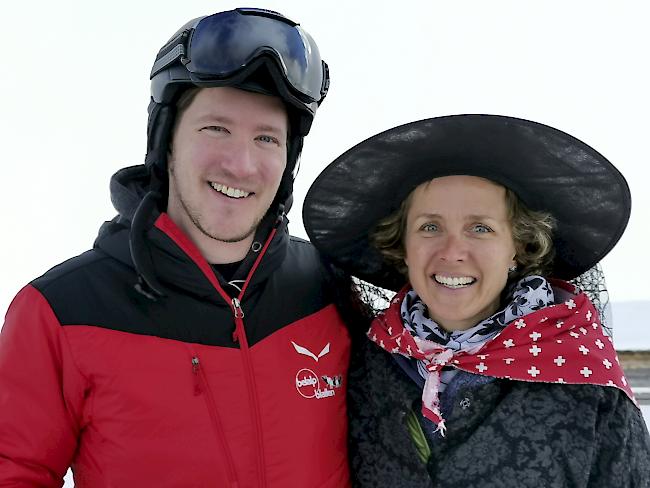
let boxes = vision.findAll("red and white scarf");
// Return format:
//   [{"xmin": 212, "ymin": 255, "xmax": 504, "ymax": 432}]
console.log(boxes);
[{"xmin": 368, "ymin": 279, "xmax": 637, "ymax": 436}]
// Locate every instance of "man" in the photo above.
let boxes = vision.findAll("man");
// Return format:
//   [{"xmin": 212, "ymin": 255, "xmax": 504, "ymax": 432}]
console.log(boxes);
[{"xmin": 0, "ymin": 8, "xmax": 350, "ymax": 487}]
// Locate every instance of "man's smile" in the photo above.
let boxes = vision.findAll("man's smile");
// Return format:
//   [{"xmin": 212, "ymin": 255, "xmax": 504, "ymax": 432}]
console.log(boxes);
[{"xmin": 209, "ymin": 181, "xmax": 252, "ymax": 199}]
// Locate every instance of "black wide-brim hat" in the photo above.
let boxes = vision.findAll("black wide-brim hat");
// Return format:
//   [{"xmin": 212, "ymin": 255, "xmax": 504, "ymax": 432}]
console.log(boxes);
[{"xmin": 303, "ymin": 115, "xmax": 631, "ymax": 291}]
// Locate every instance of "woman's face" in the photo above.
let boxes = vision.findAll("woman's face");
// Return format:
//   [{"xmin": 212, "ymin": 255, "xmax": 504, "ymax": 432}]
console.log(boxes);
[{"xmin": 404, "ymin": 175, "xmax": 517, "ymax": 331}]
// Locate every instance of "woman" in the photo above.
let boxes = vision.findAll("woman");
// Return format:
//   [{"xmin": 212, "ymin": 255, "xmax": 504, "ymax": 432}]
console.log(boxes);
[{"xmin": 303, "ymin": 115, "xmax": 650, "ymax": 487}]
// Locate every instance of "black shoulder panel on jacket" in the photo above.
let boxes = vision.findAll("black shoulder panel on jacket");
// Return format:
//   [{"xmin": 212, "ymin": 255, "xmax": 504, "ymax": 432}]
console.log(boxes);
[{"xmin": 31, "ymin": 238, "xmax": 334, "ymax": 348}]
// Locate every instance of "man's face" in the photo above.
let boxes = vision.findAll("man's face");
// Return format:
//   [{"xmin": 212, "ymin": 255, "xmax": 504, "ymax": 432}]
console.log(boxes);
[{"xmin": 167, "ymin": 86, "xmax": 288, "ymax": 256}]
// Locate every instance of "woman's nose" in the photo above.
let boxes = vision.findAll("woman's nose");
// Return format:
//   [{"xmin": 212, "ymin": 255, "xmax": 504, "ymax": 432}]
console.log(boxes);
[{"xmin": 437, "ymin": 233, "xmax": 467, "ymax": 262}]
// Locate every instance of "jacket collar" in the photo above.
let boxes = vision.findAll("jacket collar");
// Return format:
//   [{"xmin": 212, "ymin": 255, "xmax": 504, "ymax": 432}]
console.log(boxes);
[{"xmin": 95, "ymin": 164, "xmax": 289, "ymax": 303}]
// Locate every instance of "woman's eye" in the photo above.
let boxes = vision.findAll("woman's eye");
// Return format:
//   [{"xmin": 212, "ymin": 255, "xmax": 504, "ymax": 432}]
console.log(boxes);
[
  {"xmin": 472, "ymin": 224, "xmax": 493, "ymax": 233},
  {"xmin": 420, "ymin": 223, "xmax": 438, "ymax": 232}
]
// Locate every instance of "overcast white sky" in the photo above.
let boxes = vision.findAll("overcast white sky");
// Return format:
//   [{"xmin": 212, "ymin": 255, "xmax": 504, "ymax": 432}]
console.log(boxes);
[{"xmin": 2, "ymin": 0, "xmax": 649, "ymax": 319}]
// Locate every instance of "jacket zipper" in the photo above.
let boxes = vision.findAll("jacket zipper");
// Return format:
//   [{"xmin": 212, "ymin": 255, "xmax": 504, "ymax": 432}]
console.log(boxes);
[
  {"xmin": 191, "ymin": 355, "xmax": 240, "ymax": 488},
  {"xmin": 231, "ymin": 305, "xmax": 267, "ymax": 488},
  {"xmin": 158, "ymin": 213, "xmax": 279, "ymax": 486},
  {"xmin": 200, "ymin": 227, "xmax": 277, "ymax": 488},
  {"xmin": 226, "ymin": 227, "xmax": 278, "ymax": 488}
]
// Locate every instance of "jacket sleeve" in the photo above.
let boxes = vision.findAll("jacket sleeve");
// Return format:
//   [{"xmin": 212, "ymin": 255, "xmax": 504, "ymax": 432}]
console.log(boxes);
[
  {"xmin": 0, "ymin": 285, "xmax": 87, "ymax": 487},
  {"xmin": 588, "ymin": 388, "xmax": 650, "ymax": 487}
]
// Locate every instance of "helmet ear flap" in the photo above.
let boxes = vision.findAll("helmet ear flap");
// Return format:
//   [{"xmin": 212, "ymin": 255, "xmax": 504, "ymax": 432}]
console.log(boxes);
[
  {"xmin": 145, "ymin": 100, "xmax": 177, "ymax": 180},
  {"xmin": 272, "ymin": 134, "xmax": 303, "ymax": 214}
]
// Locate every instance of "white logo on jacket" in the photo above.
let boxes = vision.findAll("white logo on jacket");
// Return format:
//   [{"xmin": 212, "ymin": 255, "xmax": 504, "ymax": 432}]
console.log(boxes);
[
  {"xmin": 291, "ymin": 341, "xmax": 342, "ymax": 400},
  {"xmin": 291, "ymin": 341, "xmax": 330, "ymax": 361}
]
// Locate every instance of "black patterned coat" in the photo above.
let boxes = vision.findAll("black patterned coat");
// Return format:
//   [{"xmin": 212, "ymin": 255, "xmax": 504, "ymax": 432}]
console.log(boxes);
[{"xmin": 348, "ymin": 337, "xmax": 650, "ymax": 487}]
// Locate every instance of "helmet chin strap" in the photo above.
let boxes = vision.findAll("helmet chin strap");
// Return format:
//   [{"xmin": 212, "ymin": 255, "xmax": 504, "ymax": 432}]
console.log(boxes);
[{"xmin": 130, "ymin": 190, "xmax": 166, "ymax": 300}]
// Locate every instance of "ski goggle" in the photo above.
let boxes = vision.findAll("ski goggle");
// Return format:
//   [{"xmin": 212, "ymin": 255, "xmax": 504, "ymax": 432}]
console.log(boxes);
[{"xmin": 150, "ymin": 8, "xmax": 329, "ymax": 106}]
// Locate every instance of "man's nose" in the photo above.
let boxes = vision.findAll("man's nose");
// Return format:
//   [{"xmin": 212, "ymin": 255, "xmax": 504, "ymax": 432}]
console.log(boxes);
[{"xmin": 220, "ymin": 139, "xmax": 257, "ymax": 178}]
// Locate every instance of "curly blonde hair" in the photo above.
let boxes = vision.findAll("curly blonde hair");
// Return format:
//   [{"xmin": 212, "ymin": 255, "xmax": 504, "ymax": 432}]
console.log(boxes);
[{"xmin": 371, "ymin": 182, "xmax": 556, "ymax": 282}]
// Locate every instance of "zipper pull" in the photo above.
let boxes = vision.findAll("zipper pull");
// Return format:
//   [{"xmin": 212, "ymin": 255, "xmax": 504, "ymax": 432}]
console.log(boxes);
[
  {"xmin": 191, "ymin": 356, "xmax": 202, "ymax": 396},
  {"xmin": 232, "ymin": 298, "xmax": 244, "ymax": 318},
  {"xmin": 231, "ymin": 298, "xmax": 244, "ymax": 343}
]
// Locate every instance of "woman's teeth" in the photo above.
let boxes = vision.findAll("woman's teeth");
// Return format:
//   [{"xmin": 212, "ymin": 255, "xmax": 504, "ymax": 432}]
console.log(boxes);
[
  {"xmin": 434, "ymin": 275, "xmax": 476, "ymax": 288},
  {"xmin": 210, "ymin": 182, "xmax": 250, "ymax": 198}
]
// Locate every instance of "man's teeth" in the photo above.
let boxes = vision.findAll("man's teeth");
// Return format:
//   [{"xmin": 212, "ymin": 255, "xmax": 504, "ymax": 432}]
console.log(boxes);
[
  {"xmin": 210, "ymin": 182, "xmax": 250, "ymax": 198},
  {"xmin": 434, "ymin": 275, "xmax": 476, "ymax": 288}
]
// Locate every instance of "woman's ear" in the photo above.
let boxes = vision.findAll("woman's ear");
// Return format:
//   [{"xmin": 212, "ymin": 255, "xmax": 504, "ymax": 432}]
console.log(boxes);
[{"xmin": 508, "ymin": 256, "xmax": 518, "ymax": 273}]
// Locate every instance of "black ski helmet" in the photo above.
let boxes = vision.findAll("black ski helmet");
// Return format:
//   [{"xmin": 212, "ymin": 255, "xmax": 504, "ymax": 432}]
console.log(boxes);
[{"xmin": 145, "ymin": 7, "xmax": 330, "ymax": 210}]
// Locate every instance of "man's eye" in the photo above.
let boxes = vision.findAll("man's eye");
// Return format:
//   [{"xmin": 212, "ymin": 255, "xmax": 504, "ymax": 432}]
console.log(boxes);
[
  {"xmin": 257, "ymin": 135, "xmax": 280, "ymax": 145},
  {"xmin": 201, "ymin": 126, "xmax": 228, "ymax": 133}
]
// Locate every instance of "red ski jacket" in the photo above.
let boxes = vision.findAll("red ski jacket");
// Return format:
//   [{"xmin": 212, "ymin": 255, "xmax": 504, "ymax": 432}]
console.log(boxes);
[{"xmin": 0, "ymin": 167, "xmax": 351, "ymax": 487}]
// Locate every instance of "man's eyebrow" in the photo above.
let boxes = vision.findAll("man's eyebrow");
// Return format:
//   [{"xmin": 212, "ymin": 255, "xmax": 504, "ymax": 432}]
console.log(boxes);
[
  {"xmin": 196, "ymin": 114, "xmax": 233, "ymax": 125},
  {"xmin": 254, "ymin": 123, "xmax": 286, "ymax": 136}
]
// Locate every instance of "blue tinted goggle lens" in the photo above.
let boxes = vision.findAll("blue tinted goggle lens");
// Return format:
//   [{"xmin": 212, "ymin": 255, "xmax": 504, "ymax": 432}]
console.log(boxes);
[{"xmin": 185, "ymin": 11, "xmax": 324, "ymax": 102}]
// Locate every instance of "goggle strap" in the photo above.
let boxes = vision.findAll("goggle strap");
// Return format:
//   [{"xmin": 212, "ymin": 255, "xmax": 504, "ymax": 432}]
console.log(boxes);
[
  {"xmin": 150, "ymin": 43, "xmax": 187, "ymax": 79},
  {"xmin": 321, "ymin": 60, "xmax": 330, "ymax": 101}
]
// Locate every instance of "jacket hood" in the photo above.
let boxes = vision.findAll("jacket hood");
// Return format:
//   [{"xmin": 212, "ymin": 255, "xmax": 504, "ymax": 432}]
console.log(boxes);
[
  {"xmin": 109, "ymin": 165, "xmax": 154, "ymax": 223},
  {"xmin": 96, "ymin": 164, "xmax": 290, "ymax": 302}
]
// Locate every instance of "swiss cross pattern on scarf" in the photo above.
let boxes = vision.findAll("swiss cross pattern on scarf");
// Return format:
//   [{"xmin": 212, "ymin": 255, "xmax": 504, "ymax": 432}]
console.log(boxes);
[{"xmin": 368, "ymin": 279, "xmax": 637, "ymax": 435}]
